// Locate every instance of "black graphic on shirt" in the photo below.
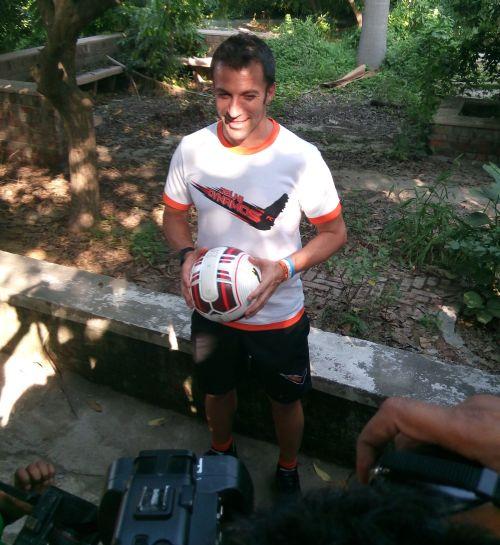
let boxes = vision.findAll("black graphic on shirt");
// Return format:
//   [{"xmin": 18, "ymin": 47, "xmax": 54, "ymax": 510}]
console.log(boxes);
[{"xmin": 192, "ymin": 182, "xmax": 288, "ymax": 231}]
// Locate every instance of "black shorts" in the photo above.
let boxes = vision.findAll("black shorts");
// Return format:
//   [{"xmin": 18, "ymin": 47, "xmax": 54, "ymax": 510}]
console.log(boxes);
[{"xmin": 191, "ymin": 311, "xmax": 311, "ymax": 404}]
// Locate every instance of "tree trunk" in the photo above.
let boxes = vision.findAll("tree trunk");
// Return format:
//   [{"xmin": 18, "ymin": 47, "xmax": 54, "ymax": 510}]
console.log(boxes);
[
  {"xmin": 34, "ymin": 0, "xmax": 118, "ymax": 231},
  {"xmin": 357, "ymin": 0, "xmax": 390, "ymax": 69},
  {"xmin": 36, "ymin": 39, "xmax": 99, "ymax": 230},
  {"xmin": 347, "ymin": 0, "xmax": 363, "ymax": 28},
  {"xmin": 64, "ymin": 94, "xmax": 100, "ymax": 231}
]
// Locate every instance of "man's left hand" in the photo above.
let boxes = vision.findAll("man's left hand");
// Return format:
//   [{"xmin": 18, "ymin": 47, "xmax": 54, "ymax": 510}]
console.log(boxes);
[{"xmin": 244, "ymin": 257, "xmax": 285, "ymax": 318}]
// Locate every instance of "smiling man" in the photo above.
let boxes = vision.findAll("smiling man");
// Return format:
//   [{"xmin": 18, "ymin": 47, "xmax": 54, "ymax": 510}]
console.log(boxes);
[{"xmin": 162, "ymin": 33, "xmax": 347, "ymax": 499}]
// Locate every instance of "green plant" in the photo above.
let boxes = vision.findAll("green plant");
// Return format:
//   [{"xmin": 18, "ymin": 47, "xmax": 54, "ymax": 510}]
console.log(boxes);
[
  {"xmin": 120, "ymin": 0, "xmax": 209, "ymax": 80},
  {"xmin": 385, "ymin": 180, "xmax": 460, "ymax": 268},
  {"xmin": 130, "ymin": 221, "xmax": 168, "ymax": 265},
  {"xmin": 338, "ymin": 311, "xmax": 368, "ymax": 335},
  {"xmin": 0, "ymin": 0, "xmax": 46, "ymax": 52},
  {"xmin": 445, "ymin": 163, "xmax": 500, "ymax": 324},
  {"xmin": 387, "ymin": 164, "xmax": 500, "ymax": 325},
  {"xmin": 327, "ymin": 244, "xmax": 390, "ymax": 307},
  {"xmin": 268, "ymin": 15, "xmax": 355, "ymax": 108},
  {"xmin": 418, "ymin": 313, "xmax": 442, "ymax": 333}
]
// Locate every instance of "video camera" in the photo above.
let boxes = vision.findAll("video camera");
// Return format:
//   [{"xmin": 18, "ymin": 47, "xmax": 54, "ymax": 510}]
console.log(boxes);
[{"xmin": 1, "ymin": 450, "xmax": 253, "ymax": 545}]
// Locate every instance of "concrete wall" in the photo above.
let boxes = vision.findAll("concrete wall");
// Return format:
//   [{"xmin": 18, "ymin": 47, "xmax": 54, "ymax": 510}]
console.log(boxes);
[
  {"xmin": 0, "ymin": 34, "xmax": 123, "ymax": 167},
  {"xmin": 0, "ymin": 79, "xmax": 66, "ymax": 166},
  {"xmin": 0, "ymin": 34, "xmax": 123, "ymax": 82},
  {"xmin": 2, "ymin": 251, "xmax": 500, "ymax": 465},
  {"xmin": 198, "ymin": 29, "xmax": 275, "ymax": 55}
]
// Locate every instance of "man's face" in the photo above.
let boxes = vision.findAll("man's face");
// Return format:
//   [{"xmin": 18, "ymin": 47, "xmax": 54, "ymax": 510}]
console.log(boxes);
[{"xmin": 213, "ymin": 60, "xmax": 276, "ymax": 147}]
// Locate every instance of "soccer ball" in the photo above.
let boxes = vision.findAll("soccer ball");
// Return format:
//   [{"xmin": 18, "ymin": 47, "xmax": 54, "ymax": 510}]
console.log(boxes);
[{"xmin": 190, "ymin": 246, "xmax": 261, "ymax": 323}]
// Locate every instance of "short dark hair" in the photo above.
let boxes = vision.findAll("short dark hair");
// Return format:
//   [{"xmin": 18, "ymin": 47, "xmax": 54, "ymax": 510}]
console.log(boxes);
[
  {"xmin": 222, "ymin": 482, "xmax": 500, "ymax": 545},
  {"xmin": 211, "ymin": 33, "xmax": 276, "ymax": 86}
]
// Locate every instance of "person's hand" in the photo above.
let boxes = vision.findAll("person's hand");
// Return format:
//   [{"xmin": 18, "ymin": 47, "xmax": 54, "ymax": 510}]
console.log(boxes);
[
  {"xmin": 0, "ymin": 460, "xmax": 55, "ymax": 523},
  {"xmin": 14, "ymin": 460, "xmax": 55, "ymax": 494},
  {"xmin": 244, "ymin": 257, "xmax": 285, "ymax": 318},
  {"xmin": 356, "ymin": 395, "xmax": 500, "ymax": 484},
  {"xmin": 180, "ymin": 247, "xmax": 207, "ymax": 308}
]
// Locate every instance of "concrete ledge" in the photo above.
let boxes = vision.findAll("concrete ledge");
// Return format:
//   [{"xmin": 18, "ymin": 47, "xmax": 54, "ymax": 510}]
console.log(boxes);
[{"xmin": 1, "ymin": 250, "xmax": 499, "ymax": 409}]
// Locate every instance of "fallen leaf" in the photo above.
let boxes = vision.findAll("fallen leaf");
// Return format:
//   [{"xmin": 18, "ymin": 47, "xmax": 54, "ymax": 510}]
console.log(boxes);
[
  {"xmin": 313, "ymin": 461, "xmax": 333, "ymax": 482},
  {"xmin": 148, "ymin": 417, "xmax": 166, "ymax": 427},
  {"xmin": 88, "ymin": 400, "xmax": 103, "ymax": 412},
  {"xmin": 419, "ymin": 337, "xmax": 433, "ymax": 349}
]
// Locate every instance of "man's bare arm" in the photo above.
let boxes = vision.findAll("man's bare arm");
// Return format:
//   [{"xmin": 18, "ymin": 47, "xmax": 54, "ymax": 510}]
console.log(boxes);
[
  {"xmin": 245, "ymin": 213, "xmax": 347, "ymax": 317},
  {"xmin": 356, "ymin": 395, "xmax": 500, "ymax": 484},
  {"xmin": 293, "ymin": 213, "xmax": 348, "ymax": 272},
  {"xmin": 163, "ymin": 205, "xmax": 204, "ymax": 307},
  {"xmin": 162, "ymin": 206, "xmax": 194, "ymax": 251}
]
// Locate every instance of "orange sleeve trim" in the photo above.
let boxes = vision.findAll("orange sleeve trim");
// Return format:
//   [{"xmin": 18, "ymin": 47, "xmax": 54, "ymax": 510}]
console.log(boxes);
[
  {"xmin": 163, "ymin": 193, "xmax": 191, "ymax": 211},
  {"xmin": 224, "ymin": 308, "xmax": 305, "ymax": 331},
  {"xmin": 308, "ymin": 202, "xmax": 342, "ymax": 225},
  {"xmin": 217, "ymin": 119, "xmax": 280, "ymax": 155}
]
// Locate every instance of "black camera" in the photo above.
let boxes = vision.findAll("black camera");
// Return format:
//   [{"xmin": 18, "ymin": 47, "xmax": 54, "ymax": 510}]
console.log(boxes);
[
  {"xmin": 370, "ymin": 446, "xmax": 500, "ymax": 513},
  {"xmin": 4, "ymin": 450, "xmax": 254, "ymax": 545}
]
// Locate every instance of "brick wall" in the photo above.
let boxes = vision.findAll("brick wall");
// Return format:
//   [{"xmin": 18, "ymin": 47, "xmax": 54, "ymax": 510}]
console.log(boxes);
[
  {"xmin": 430, "ymin": 97, "xmax": 500, "ymax": 162},
  {"xmin": 0, "ymin": 80, "xmax": 66, "ymax": 167},
  {"xmin": 429, "ymin": 123, "xmax": 500, "ymax": 162}
]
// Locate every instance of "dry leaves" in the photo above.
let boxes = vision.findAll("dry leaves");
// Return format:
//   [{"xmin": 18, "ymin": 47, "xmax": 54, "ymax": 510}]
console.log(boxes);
[
  {"xmin": 87, "ymin": 400, "xmax": 103, "ymax": 412},
  {"xmin": 148, "ymin": 417, "xmax": 167, "ymax": 427}
]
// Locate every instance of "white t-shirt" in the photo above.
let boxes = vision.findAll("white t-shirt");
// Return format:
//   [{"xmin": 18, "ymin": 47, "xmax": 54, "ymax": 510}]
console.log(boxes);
[{"xmin": 163, "ymin": 119, "xmax": 341, "ymax": 330}]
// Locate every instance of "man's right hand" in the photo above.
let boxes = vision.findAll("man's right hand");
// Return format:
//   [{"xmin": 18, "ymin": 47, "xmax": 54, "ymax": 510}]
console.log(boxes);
[
  {"xmin": 356, "ymin": 395, "xmax": 500, "ymax": 484},
  {"xmin": 180, "ymin": 247, "xmax": 207, "ymax": 308}
]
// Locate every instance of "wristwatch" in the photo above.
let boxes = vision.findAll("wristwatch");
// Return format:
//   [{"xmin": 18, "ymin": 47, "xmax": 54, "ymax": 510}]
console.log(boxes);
[{"xmin": 178, "ymin": 246, "xmax": 195, "ymax": 266}]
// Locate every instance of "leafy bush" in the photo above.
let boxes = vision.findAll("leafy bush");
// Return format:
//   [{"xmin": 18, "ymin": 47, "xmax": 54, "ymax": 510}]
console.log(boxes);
[
  {"xmin": 354, "ymin": 0, "xmax": 500, "ymax": 156},
  {"xmin": 119, "ymin": 0, "xmax": 210, "ymax": 80},
  {"xmin": 386, "ymin": 164, "xmax": 500, "ymax": 325},
  {"xmin": 214, "ymin": 0, "xmax": 356, "ymax": 21},
  {"xmin": 0, "ymin": 0, "xmax": 45, "ymax": 53},
  {"xmin": 269, "ymin": 15, "xmax": 355, "ymax": 106}
]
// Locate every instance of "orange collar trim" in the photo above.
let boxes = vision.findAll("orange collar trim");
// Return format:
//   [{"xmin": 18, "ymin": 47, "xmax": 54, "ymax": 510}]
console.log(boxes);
[{"xmin": 217, "ymin": 119, "xmax": 280, "ymax": 155}]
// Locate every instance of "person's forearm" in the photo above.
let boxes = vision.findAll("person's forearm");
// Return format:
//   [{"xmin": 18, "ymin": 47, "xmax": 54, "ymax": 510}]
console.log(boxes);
[
  {"xmin": 163, "ymin": 209, "xmax": 194, "ymax": 251},
  {"xmin": 291, "ymin": 217, "xmax": 347, "ymax": 273},
  {"xmin": 292, "ymin": 231, "xmax": 346, "ymax": 273}
]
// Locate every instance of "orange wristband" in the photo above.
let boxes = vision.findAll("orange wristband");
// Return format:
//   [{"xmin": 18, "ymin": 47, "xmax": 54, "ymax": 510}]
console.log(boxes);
[{"xmin": 277, "ymin": 260, "xmax": 289, "ymax": 281}]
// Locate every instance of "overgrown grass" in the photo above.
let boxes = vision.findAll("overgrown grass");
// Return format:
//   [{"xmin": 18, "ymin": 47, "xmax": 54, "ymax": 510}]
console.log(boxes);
[{"xmin": 268, "ymin": 16, "xmax": 356, "ymax": 109}]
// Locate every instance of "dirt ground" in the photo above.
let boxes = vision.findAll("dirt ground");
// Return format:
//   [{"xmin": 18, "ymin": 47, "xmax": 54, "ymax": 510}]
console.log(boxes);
[{"xmin": 0, "ymin": 87, "xmax": 497, "ymax": 373}]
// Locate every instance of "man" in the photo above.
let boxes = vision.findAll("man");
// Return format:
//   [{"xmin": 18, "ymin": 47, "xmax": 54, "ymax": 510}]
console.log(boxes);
[{"xmin": 163, "ymin": 33, "xmax": 347, "ymax": 497}]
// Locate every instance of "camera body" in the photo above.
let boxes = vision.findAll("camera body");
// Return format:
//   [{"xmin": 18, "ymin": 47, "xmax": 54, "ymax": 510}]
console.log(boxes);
[
  {"xmin": 8, "ymin": 450, "xmax": 253, "ymax": 545},
  {"xmin": 100, "ymin": 450, "xmax": 253, "ymax": 545}
]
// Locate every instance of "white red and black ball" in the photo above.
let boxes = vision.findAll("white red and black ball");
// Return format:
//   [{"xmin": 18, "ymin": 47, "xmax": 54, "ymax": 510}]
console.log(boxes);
[{"xmin": 190, "ymin": 246, "xmax": 261, "ymax": 323}]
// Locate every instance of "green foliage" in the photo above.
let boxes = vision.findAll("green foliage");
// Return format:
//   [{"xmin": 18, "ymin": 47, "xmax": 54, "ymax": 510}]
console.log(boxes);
[
  {"xmin": 386, "ymin": 180, "xmax": 460, "ymax": 267},
  {"xmin": 462, "ymin": 291, "xmax": 500, "ymax": 325},
  {"xmin": 0, "ymin": 0, "xmax": 45, "ymax": 53},
  {"xmin": 418, "ymin": 313, "xmax": 442, "ymax": 333},
  {"xmin": 338, "ymin": 311, "xmax": 368, "ymax": 335},
  {"xmin": 130, "ymin": 221, "xmax": 168, "ymax": 265},
  {"xmin": 214, "ymin": 0, "xmax": 356, "ymax": 21},
  {"xmin": 386, "ymin": 164, "xmax": 500, "ymax": 325},
  {"xmin": 269, "ymin": 15, "xmax": 355, "ymax": 107},
  {"xmin": 119, "ymin": 0, "xmax": 209, "ymax": 80},
  {"xmin": 352, "ymin": 0, "xmax": 500, "ymax": 156}
]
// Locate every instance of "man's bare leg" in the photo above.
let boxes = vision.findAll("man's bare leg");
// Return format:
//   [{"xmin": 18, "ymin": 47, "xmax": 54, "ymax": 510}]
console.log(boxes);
[
  {"xmin": 205, "ymin": 389, "xmax": 237, "ymax": 448},
  {"xmin": 271, "ymin": 399, "xmax": 304, "ymax": 465}
]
